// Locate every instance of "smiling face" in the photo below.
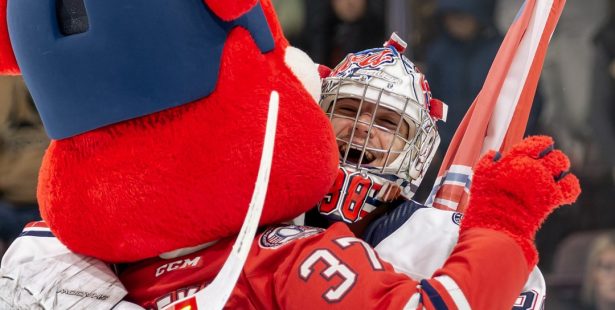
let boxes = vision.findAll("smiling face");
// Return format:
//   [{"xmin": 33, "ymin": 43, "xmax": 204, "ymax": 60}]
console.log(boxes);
[
  {"xmin": 330, "ymin": 98, "xmax": 416, "ymax": 168},
  {"xmin": 319, "ymin": 46, "xmax": 443, "ymax": 199}
]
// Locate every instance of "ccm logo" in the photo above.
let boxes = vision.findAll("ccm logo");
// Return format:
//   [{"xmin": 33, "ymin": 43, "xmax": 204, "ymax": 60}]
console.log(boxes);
[{"xmin": 155, "ymin": 257, "xmax": 202, "ymax": 277}]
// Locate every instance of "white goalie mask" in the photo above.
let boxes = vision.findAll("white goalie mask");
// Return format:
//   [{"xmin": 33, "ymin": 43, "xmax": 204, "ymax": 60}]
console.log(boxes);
[{"xmin": 318, "ymin": 34, "xmax": 447, "ymax": 223}]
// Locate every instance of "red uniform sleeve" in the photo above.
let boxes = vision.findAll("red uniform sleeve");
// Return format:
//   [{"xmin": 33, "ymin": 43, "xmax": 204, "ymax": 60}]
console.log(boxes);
[
  {"xmin": 433, "ymin": 228, "xmax": 529, "ymax": 309},
  {"xmin": 267, "ymin": 224, "xmax": 530, "ymax": 310},
  {"xmin": 273, "ymin": 223, "xmax": 417, "ymax": 309}
]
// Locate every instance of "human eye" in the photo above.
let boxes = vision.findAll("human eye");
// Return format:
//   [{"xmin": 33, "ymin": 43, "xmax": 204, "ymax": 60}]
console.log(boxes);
[
  {"xmin": 376, "ymin": 113, "xmax": 401, "ymax": 130},
  {"xmin": 334, "ymin": 104, "xmax": 358, "ymax": 116}
]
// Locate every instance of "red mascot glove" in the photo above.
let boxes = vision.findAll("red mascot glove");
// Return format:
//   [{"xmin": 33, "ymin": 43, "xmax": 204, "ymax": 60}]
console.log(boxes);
[{"xmin": 460, "ymin": 135, "xmax": 581, "ymax": 268}]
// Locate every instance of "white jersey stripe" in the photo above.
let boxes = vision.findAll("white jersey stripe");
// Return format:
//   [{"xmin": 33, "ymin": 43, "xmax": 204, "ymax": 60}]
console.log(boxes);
[
  {"xmin": 433, "ymin": 198, "xmax": 460, "ymax": 209},
  {"xmin": 434, "ymin": 275, "xmax": 471, "ymax": 310},
  {"xmin": 22, "ymin": 226, "xmax": 51, "ymax": 231},
  {"xmin": 403, "ymin": 292, "xmax": 421, "ymax": 309}
]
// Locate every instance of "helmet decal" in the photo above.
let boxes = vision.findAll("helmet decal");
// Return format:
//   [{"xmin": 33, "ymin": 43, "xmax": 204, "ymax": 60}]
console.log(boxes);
[{"xmin": 332, "ymin": 47, "xmax": 398, "ymax": 80}]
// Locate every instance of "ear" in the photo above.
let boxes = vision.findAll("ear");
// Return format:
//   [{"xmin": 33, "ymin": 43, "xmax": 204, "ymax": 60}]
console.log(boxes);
[
  {"xmin": 0, "ymin": 0, "xmax": 20, "ymax": 74},
  {"xmin": 203, "ymin": 0, "xmax": 258, "ymax": 21},
  {"xmin": 204, "ymin": 0, "xmax": 287, "ymax": 49}
]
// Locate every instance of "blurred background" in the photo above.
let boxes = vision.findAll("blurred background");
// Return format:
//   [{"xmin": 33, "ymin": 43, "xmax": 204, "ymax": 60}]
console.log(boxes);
[{"xmin": 2, "ymin": 0, "xmax": 615, "ymax": 308}]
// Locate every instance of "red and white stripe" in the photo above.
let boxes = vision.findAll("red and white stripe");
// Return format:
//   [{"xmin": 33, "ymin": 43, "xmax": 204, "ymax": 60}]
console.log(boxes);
[
  {"xmin": 403, "ymin": 276, "xmax": 470, "ymax": 309},
  {"xmin": 427, "ymin": 0, "xmax": 566, "ymax": 212},
  {"xmin": 22, "ymin": 221, "xmax": 51, "ymax": 233}
]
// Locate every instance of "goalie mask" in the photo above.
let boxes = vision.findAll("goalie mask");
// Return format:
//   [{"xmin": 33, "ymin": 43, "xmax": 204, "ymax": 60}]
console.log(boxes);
[{"xmin": 318, "ymin": 33, "xmax": 447, "ymax": 223}]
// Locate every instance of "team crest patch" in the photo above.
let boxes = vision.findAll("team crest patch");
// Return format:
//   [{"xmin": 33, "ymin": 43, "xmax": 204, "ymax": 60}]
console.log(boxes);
[
  {"xmin": 260, "ymin": 225, "xmax": 324, "ymax": 249},
  {"xmin": 451, "ymin": 212, "xmax": 463, "ymax": 226}
]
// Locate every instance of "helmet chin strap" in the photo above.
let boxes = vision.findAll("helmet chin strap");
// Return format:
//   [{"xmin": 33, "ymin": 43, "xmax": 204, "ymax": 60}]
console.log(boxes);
[{"xmin": 162, "ymin": 91, "xmax": 279, "ymax": 310}]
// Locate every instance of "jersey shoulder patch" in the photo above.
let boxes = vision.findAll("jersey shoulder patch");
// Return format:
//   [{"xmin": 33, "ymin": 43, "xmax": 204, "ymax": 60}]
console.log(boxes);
[{"xmin": 259, "ymin": 225, "xmax": 325, "ymax": 249}]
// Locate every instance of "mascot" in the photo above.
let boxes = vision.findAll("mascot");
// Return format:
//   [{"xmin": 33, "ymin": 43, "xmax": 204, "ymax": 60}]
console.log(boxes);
[{"xmin": 0, "ymin": 1, "xmax": 580, "ymax": 309}]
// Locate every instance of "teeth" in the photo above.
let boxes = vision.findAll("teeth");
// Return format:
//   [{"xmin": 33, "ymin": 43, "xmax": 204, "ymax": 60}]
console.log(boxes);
[
  {"xmin": 364, "ymin": 152, "xmax": 375, "ymax": 162},
  {"xmin": 339, "ymin": 144, "xmax": 377, "ymax": 165}
]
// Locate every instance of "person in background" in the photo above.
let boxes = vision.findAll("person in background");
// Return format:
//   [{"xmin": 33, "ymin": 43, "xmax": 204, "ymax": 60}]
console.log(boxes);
[
  {"xmin": 582, "ymin": 232, "xmax": 615, "ymax": 310},
  {"xmin": 590, "ymin": 1, "xmax": 615, "ymax": 180},
  {"xmin": 303, "ymin": 0, "xmax": 385, "ymax": 67},
  {"xmin": 586, "ymin": 0, "xmax": 615, "ymax": 230},
  {"xmin": 271, "ymin": 0, "xmax": 306, "ymax": 48},
  {"xmin": 0, "ymin": 76, "xmax": 48, "ymax": 258}
]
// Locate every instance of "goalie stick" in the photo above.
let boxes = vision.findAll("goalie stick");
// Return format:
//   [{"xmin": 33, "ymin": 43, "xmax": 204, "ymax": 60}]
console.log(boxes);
[{"xmin": 163, "ymin": 90, "xmax": 279, "ymax": 310}]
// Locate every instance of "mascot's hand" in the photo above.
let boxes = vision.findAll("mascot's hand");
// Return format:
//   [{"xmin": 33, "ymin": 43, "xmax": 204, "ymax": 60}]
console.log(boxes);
[{"xmin": 460, "ymin": 135, "xmax": 580, "ymax": 267}]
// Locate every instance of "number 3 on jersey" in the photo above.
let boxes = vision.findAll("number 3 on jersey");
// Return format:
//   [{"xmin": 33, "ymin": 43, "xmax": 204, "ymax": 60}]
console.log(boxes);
[
  {"xmin": 318, "ymin": 168, "xmax": 381, "ymax": 223},
  {"xmin": 299, "ymin": 237, "xmax": 383, "ymax": 303}
]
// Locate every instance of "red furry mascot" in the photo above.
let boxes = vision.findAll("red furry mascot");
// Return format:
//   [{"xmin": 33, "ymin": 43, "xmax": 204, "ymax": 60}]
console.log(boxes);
[{"xmin": 0, "ymin": 1, "xmax": 579, "ymax": 309}]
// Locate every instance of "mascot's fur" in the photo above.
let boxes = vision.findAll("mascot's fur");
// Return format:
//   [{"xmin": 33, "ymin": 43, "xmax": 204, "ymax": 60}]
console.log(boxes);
[
  {"xmin": 0, "ymin": 0, "xmax": 338, "ymax": 263},
  {"xmin": 461, "ymin": 135, "xmax": 580, "ymax": 268}
]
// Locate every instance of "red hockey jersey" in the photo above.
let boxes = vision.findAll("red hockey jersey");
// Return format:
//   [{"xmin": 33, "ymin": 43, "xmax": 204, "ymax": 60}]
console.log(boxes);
[{"xmin": 118, "ymin": 223, "xmax": 529, "ymax": 309}]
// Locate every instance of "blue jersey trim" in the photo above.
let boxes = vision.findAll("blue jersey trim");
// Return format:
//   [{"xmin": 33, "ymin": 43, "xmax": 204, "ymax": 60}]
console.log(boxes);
[
  {"xmin": 441, "ymin": 172, "xmax": 471, "ymax": 186},
  {"xmin": 420, "ymin": 279, "xmax": 449, "ymax": 310},
  {"xmin": 19, "ymin": 230, "xmax": 55, "ymax": 238}
]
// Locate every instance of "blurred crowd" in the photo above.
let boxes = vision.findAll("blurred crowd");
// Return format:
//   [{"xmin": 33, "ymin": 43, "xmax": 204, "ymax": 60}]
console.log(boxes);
[{"xmin": 1, "ymin": 0, "xmax": 614, "ymax": 307}]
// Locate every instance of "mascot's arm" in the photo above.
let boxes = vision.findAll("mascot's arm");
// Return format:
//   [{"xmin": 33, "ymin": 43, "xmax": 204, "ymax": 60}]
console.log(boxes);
[
  {"xmin": 368, "ymin": 204, "xmax": 547, "ymax": 310},
  {"xmin": 0, "ymin": 222, "xmax": 143, "ymax": 309},
  {"xmin": 434, "ymin": 135, "xmax": 580, "ymax": 307}
]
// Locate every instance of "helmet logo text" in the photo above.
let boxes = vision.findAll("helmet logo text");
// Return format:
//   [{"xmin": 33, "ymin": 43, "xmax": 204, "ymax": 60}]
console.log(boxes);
[{"xmin": 333, "ymin": 48, "xmax": 398, "ymax": 78}]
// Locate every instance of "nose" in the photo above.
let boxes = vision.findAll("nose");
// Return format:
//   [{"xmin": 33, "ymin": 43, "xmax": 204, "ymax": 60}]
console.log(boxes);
[{"xmin": 354, "ymin": 113, "xmax": 374, "ymax": 138}]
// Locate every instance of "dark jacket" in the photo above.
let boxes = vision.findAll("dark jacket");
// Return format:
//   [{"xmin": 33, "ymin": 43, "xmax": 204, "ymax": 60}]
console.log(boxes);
[{"xmin": 304, "ymin": 0, "xmax": 386, "ymax": 67}]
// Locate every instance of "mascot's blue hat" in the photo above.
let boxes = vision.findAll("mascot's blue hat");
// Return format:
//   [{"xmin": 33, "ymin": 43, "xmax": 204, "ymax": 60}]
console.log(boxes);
[{"xmin": 8, "ymin": 0, "xmax": 274, "ymax": 139}]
